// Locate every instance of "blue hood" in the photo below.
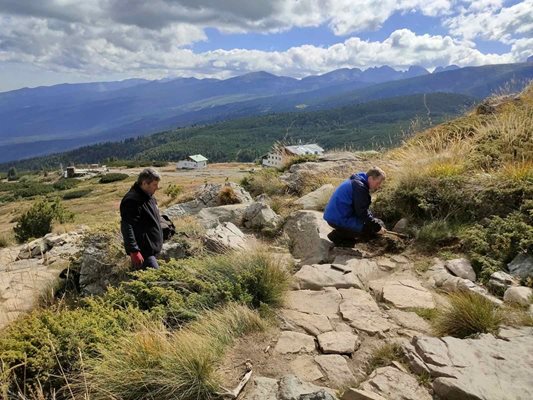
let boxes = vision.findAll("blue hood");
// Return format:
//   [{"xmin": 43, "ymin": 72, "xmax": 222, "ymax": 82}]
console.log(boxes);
[{"xmin": 350, "ymin": 172, "xmax": 368, "ymax": 186}]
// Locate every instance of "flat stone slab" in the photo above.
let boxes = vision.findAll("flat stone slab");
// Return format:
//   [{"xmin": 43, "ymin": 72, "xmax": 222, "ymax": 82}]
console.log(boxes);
[
  {"xmin": 290, "ymin": 356, "xmax": 324, "ymax": 382},
  {"xmin": 359, "ymin": 366, "xmax": 431, "ymax": 400},
  {"xmin": 317, "ymin": 331, "xmax": 360, "ymax": 354},
  {"xmin": 381, "ymin": 280, "xmax": 435, "ymax": 309},
  {"xmin": 341, "ymin": 388, "xmax": 387, "ymax": 400},
  {"xmin": 338, "ymin": 288, "xmax": 396, "ymax": 335},
  {"xmin": 281, "ymin": 309, "xmax": 333, "ymax": 336},
  {"xmin": 274, "ymin": 331, "xmax": 316, "ymax": 354},
  {"xmin": 243, "ymin": 377, "xmax": 279, "ymax": 400},
  {"xmin": 314, "ymin": 354, "xmax": 356, "ymax": 389},
  {"xmin": 285, "ymin": 288, "xmax": 341, "ymax": 317},
  {"xmin": 278, "ymin": 375, "xmax": 337, "ymax": 400},
  {"xmin": 344, "ymin": 259, "xmax": 387, "ymax": 285},
  {"xmin": 404, "ymin": 327, "xmax": 533, "ymax": 400},
  {"xmin": 387, "ymin": 309, "xmax": 431, "ymax": 333},
  {"xmin": 294, "ymin": 264, "xmax": 363, "ymax": 290}
]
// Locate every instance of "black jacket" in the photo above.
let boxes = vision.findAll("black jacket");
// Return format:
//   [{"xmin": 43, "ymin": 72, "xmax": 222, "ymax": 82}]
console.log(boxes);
[{"xmin": 120, "ymin": 183, "xmax": 163, "ymax": 256}]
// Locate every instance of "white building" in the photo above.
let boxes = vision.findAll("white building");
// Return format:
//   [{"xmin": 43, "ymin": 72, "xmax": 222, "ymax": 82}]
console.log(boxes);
[
  {"xmin": 262, "ymin": 143, "xmax": 324, "ymax": 169},
  {"xmin": 176, "ymin": 154, "xmax": 208, "ymax": 169}
]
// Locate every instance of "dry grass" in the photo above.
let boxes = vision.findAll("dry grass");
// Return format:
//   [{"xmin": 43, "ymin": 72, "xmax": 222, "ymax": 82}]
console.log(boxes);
[
  {"xmin": 432, "ymin": 291, "xmax": 503, "ymax": 338},
  {"xmin": 298, "ymin": 172, "xmax": 344, "ymax": 196},
  {"xmin": 365, "ymin": 343, "xmax": 404, "ymax": 374},
  {"xmin": 217, "ymin": 186, "xmax": 241, "ymax": 205},
  {"xmin": 82, "ymin": 304, "xmax": 265, "ymax": 400}
]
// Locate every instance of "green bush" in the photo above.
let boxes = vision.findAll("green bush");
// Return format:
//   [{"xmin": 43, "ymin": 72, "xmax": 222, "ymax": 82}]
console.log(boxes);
[
  {"xmin": 13, "ymin": 198, "xmax": 74, "ymax": 242},
  {"xmin": 99, "ymin": 173, "xmax": 129, "ymax": 183},
  {"xmin": 62, "ymin": 188, "xmax": 93, "ymax": 200},
  {"xmin": 415, "ymin": 220, "xmax": 458, "ymax": 251},
  {"xmin": 7, "ymin": 167, "xmax": 18, "ymax": 181},
  {"xmin": 102, "ymin": 250, "xmax": 290, "ymax": 327},
  {"xmin": 0, "ymin": 299, "xmax": 143, "ymax": 394},
  {"xmin": 12, "ymin": 182, "xmax": 54, "ymax": 198},
  {"xmin": 52, "ymin": 178, "xmax": 79, "ymax": 190},
  {"xmin": 164, "ymin": 183, "xmax": 183, "ymax": 200},
  {"xmin": 461, "ymin": 211, "xmax": 533, "ymax": 282}
]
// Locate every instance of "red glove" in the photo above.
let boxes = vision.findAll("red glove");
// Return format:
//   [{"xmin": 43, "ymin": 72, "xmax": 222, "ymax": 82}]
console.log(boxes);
[{"xmin": 130, "ymin": 252, "xmax": 144, "ymax": 268}]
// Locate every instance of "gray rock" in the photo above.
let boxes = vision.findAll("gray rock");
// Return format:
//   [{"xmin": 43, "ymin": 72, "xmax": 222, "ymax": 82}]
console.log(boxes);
[
  {"xmin": 285, "ymin": 288, "xmax": 341, "ymax": 318},
  {"xmin": 290, "ymin": 356, "xmax": 324, "ymax": 382},
  {"xmin": 314, "ymin": 354, "xmax": 356, "ymax": 389},
  {"xmin": 278, "ymin": 375, "xmax": 337, "ymax": 400},
  {"xmin": 159, "ymin": 241, "xmax": 189, "ymax": 261},
  {"xmin": 445, "ymin": 258, "xmax": 476, "ymax": 281},
  {"xmin": 404, "ymin": 328, "xmax": 533, "ymax": 400},
  {"xmin": 503, "ymin": 286, "xmax": 532, "ymax": 307},
  {"xmin": 244, "ymin": 377, "xmax": 279, "ymax": 400},
  {"xmin": 196, "ymin": 204, "xmax": 249, "ymax": 229},
  {"xmin": 508, "ymin": 253, "xmax": 533, "ymax": 279},
  {"xmin": 203, "ymin": 222, "xmax": 248, "ymax": 253},
  {"xmin": 294, "ymin": 264, "xmax": 363, "ymax": 290},
  {"xmin": 488, "ymin": 271, "xmax": 517, "ymax": 296},
  {"xmin": 284, "ymin": 211, "xmax": 334, "ymax": 265},
  {"xmin": 359, "ymin": 366, "xmax": 431, "ymax": 400},
  {"xmin": 17, "ymin": 238, "xmax": 50, "ymax": 259},
  {"xmin": 392, "ymin": 218, "xmax": 409, "ymax": 234},
  {"xmin": 343, "ymin": 259, "xmax": 386, "ymax": 286},
  {"xmin": 274, "ymin": 331, "xmax": 316, "ymax": 354},
  {"xmin": 387, "ymin": 309, "xmax": 431, "ymax": 333},
  {"xmin": 281, "ymin": 309, "xmax": 333, "ymax": 336},
  {"xmin": 317, "ymin": 331, "xmax": 360, "ymax": 354},
  {"xmin": 381, "ymin": 280, "xmax": 435, "ymax": 309},
  {"xmin": 164, "ymin": 183, "xmax": 252, "ymax": 218},
  {"xmin": 243, "ymin": 201, "xmax": 282, "ymax": 230},
  {"xmin": 295, "ymin": 184, "xmax": 335, "ymax": 210}
]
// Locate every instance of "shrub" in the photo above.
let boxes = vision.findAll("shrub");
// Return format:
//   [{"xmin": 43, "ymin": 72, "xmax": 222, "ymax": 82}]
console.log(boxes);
[
  {"xmin": 62, "ymin": 188, "xmax": 93, "ymax": 200},
  {"xmin": 217, "ymin": 186, "xmax": 241, "ymax": 205},
  {"xmin": 240, "ymin": 169, "xmax": 286, "ymax": 197},
  {"xmin": 164, "ymin": 184, "xmax": 183, "ymax": 201},
  {"xmin": 102, "ymin": 250, "xmax": 290, "ymax": 327},
  {"xmin": 460, "ymin": 211, "xmax": 533, "ymax": 282},
  {"xmin": 415, "ymin": 219, "xmax": 458, "ymax": 251},
  {"xmin": 83, "ymin": 304, "xmax": 265, "ymax": 400},
  {"xmin": 52, "ymin": 178, "xmax": 79, "ymax": 191},
  {"xmin": 365, "ymin": 343, "xmax": 404, "ymax": 374},
  {"xmin": 7, "ymin": 167, "xmax": 18, "ymax": 181},
  {"xmin": 12, "ymin": 182, "xmax": 54, "ymax": 198},
  {"xmin": 13, "ymin": 198, "xmax": 74, "ymax": 242},
  {"xmin": 99, "ymin": 173, "xmax": 129, "ymax": 183},
  {"xmin": 0, "ymin": 299, "xmax": 143, "ymax": 394},
  {"xmin": 432, "ymin": 291, "xmax": 503, "ymax": 338}
]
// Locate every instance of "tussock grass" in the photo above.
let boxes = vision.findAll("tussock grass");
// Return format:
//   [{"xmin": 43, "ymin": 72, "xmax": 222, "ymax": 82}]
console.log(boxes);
[
  {"xmin": 240, "ymin": 169, "xmax": 287, "ymax": 197},
  {"xmin": 217, "ymin": 186, "xmax": 241, "ymax": 205},
  {"xmin": 83, "ymin": 304, "xmax": 265, "ymax": 400},
  {"xmin": 298, "ymin": 172, "xmax": 344, "ymax": 196},
  {"xmin": 365, "ymin": 343, "xmax": 404, "ymax": 374},
  {"xmin": 432, "ymin": 291, "xmax": 503, "ymax": 338}
]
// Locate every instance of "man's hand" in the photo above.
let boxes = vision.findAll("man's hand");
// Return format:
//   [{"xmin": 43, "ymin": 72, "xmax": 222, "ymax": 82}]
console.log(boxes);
[{"xmin": 130, "ymin": 251, "xmax": 144, "ymax": 268}]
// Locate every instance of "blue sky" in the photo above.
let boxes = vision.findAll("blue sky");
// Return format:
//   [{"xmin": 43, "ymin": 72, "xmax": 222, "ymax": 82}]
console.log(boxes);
[{"xmin": 0, "ymin": 0, "xmax": 531, "ymax": 92}]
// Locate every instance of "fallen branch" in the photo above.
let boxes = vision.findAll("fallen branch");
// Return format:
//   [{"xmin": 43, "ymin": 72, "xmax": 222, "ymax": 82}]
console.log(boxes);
[{"xmin": 218, "ymin": 366, "xmax": 253, "ymax": 399}]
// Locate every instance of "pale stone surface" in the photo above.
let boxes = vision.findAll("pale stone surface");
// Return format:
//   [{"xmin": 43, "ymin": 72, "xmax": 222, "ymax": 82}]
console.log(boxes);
[
  {"xmin": 445, "ymin": 258, "xmax": 476, "ymax": 281},
  {"xmin": 281, "ymin": 309, "xmax": 333, "ymax": 336},
  {"xmin": 381, "ymin": 280, "xmax": 435, "ymax": 309},
  {"xmin": 242, "ymin": 201, "xmax": 282, "ymax": 230},
  {"xmin": 278, "ymin": 375, "xmax": 337, "ymax": 400},
  {"xmin": 314, "ymin": 355, "xmax": 356, "ymax": 389},
  {"xmin": 285, "ymin": 288, "xmax": 341, "ymax": 317},
  {"xmin": 294, "ymin": 264, "xmax": 363, "ymax": 290},
  {"xmin": 487, "ymin": 271, "xmax": 517, "ymax": 296},
  {"xmin": 343, "ymin": 258, "xmax": 386, "ymax": 285},
  {"xmin": 338, "ymin": 288, "xmax": 396, "ymax": 335},
  {"xmin": 341, "ymin": 388, "xmax": 387, "ymax": 400},
  {"xmin": 290, "ymin": 356, "xmax": 324, "ymax": 382},
  {"xmin": 387, "ymin": 309, "xmax": 431, "ymax": 333},
  {"xmin": 196, "ymin": 204, "xmax": 249, "ymax": 228},
  {"xmin": 164, "ymin": 182, "xmax": 252, "ymax": 218},
  {"xmin": 359, "ymin": 366, "xmax": 432, "ymax": 400},
  {"xmin": 404, "ymin": 328, "xmax": 533, "ymax": 400},
  {"xmin": 503, "ymin": 286, "xmax": 532, "ymax": 307},
  {"xmin": 243, "ymin": 377, "xmax": 278, "ymax": 400},
  {"xmin": 284, "ymin": 210, "xmax": 334, "ymax": 265},
  {"xmin": 295, "ymin": 184, "xmax": 335, "ymax": 210},
  {"xmin": 274, "ymin": 331, "xmax": 316, "ymax": 354},
  {"xmin": 317, "ymin": 331, "xmax": 360, "ymax": 354},
  {"xmin": 203, "ymin": 222, "xmax": 248, "ymax": 253}
]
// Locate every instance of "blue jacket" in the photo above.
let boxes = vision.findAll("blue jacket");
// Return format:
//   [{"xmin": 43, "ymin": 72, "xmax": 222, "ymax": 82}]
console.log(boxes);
[{"xmin": 323, "ymin": 172, "xmax": 375, "ymax": 232}]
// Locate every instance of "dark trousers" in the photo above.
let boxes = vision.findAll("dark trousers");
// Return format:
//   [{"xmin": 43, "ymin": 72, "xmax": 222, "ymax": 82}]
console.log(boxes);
[
  {"xmin": 142, "ymin": 255, "xmax": 159, "ymax": 269},
  {"xmin": 327, "ymin": 220, "xmax": 384, "ymax": 247}
]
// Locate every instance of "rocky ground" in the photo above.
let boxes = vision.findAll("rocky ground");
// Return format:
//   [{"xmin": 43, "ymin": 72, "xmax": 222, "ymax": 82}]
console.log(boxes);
[{"xmin": 1, "ymin": 154, "xmax": 532, "ymax": 400}]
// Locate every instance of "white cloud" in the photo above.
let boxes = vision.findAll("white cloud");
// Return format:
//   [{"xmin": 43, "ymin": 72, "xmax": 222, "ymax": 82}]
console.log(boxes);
[{"xmin": 444, "ymin": 0, "xmax": 533, "ymax": 44}]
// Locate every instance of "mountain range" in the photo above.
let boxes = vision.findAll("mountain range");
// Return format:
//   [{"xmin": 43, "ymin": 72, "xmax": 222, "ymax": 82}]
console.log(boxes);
[{"xmin": 1, "ymin": 62, "xmax": 532, "ymax": 163}]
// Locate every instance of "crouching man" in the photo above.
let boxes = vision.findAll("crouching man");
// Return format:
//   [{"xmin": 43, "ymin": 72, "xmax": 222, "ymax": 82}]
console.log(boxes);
[
  {"xmin": 120, "ymin": 168, "xmax": 163, "ymax": 269},
  {"xmin": 323, "ymin": 167, "xmax": 386, "ymax": 247}
]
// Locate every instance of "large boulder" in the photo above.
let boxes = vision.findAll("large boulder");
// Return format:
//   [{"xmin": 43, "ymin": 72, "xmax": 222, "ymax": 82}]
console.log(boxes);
[
  {"xmin": 358, "ymin": 366, "xmax": 431, "ymax": 400},
  {"xmin": 503, "ymin": 286, "xmax": 532, "ymax": 307},
  {"xmin": 487, "ymin": 271, "xmax": 518, "ymax": 296},
  {"xmin": 508, "ymin": 253, "xmax": 533, "ymax": 279},
  {"xmin": 242, "ymin": 201, "xmax": 282, "ymax": 231},
  {"xmin": 164, "ymin": 182, "xmax": 252, "ymax": 218},
  {"xmin": 445, "ymin": 258, "xmax": 476, "ymax": 282},
  {"xmin": 196, "ymin": 203, "xmax": 249, "ymax": 229},
  {"xmin": 203, "ymin": 222, "xmax": 248, "ymax": 253},
  {"xmin": 404, "ymin": 327, "xmax": 533, "ymax": 400},
  {"xmin": 284, "ymin": 210, "xmax": 333, "ymax": 265},
  {"xmin": 295, "ymin": 184, "xmax": 335, "ymax": 210}
]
